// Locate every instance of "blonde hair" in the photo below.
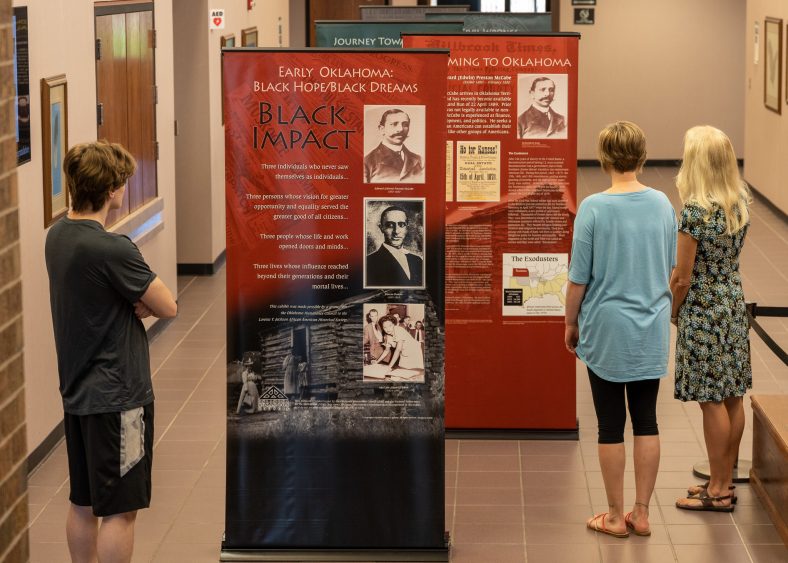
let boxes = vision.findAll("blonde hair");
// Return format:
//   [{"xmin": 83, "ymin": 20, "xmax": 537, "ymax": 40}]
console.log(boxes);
[
  {"xmin": 64, "ymin": 140, "xmax": 136, "ymax": 212},
  {"xmin": 676, "ymin": 126, "xmax": 750, "ymax": 234},
  {"xmin": 597, "ymin": 121, "xmax": 647, "ymax": 173}
]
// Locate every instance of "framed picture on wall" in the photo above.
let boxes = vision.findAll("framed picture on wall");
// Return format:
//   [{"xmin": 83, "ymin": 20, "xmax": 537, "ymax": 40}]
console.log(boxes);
[
  {"xmin": 764, "ymin": 17, "xmax": 782, "ymax": 114},
  {"xmin": 41, "ymin": 74, "xmax": 69, "ymax": 228},
  {"xmin": 241, "ymin": 27, "xmax": 258, "ymax": 47},
  {"xmin": 786, "ymin": 24, "xmax": 788, "ymax": 104},
  {"xmin": 13, "ymin": 7, "xmax": 31, "ymax": 165},
  {"xmin": 574, "ymin": 8, "xmax": 594, "ymax": 25}
]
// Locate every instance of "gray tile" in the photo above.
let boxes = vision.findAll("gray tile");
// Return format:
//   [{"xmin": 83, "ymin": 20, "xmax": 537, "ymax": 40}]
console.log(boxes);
[
  {"xmin": 527, "ymin": 544, "xmax": 601, "ymax": 563},
  {"xmin": 524, "ymin": 486, "xmax": 591, "ymax": 506},
  {"xmin": 666, "ymin": 524, "xmax": 743, "ymax": 545},
  {"xmin": 731, "ymin": 503, "xmax": 775, "ymax": 525},
  {"xmin": 453, "ymin": 522, "xmax": 524, "ymax": 543},
  {"xmin": 748, "ymin": 544, "xmax": 788, "ymax": 563},
  {"xmin": 525, "ymin": 523, "xmax": 599, "ymax": 545},
  {"xmin": 674, "ymin": 544, "xmax": 752, "ymax": 563},
  {"xmin": 456, "ymin": 487, "xmax": 523, "ymax": 506},
  {"xmin": 453, "ymin": 543, "xmax": 526, "ymax": 563},
  {"xmin": 599, "ymin": 544, "xmax": 675, "ymax": 563},
  {"xmin": 737, "ymin": 524, "xmax": 785, "ymax": 545}
]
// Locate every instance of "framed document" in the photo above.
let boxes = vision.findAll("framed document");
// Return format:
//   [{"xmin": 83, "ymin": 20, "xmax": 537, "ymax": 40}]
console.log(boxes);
[
  {"xmin": 764, "ymin": 17, "xmax": 782, "ymax": 113},
  {"xmin": 574, "ymin": 8, "xmax": 595, "ymax": 25},
  {"xmin": 41, "ymin": 74, "xmax": 68, "ymax": 227},
  {"xmin": 241, "ymin": 27, "xmax": 258, "ymax": 47}
]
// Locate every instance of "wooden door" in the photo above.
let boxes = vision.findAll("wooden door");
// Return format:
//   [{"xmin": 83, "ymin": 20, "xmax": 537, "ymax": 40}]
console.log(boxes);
[
  {"xmin": 308, "ymin": 0, "xmax": 386, "ymax": 46},
  {"xmin": 95, "ymin": 2, "xmax": 157, "ymax": 225},
  {"xmin": 96, "ymin": 12, "xmax": 130, "ymax": 220}
]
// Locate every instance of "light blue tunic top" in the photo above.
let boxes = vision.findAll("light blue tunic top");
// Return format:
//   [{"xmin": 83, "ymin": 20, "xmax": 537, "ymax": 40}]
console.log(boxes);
[{"xmin": 568, "ymin": 188, "xmax": 677, "ymax": 382}]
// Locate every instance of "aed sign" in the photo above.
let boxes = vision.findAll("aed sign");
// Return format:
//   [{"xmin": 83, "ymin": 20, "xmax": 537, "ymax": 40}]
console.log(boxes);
[{"xmin": 210, "ymin": 9, "xmax": 225, "ymax": 29}]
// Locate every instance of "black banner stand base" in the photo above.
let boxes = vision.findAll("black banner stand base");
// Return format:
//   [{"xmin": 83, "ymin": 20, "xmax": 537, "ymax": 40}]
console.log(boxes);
[
  {"xmin": 220, "ymin": 548, "xmax": 450, "ymax": 562},
  {"xmin": 692, "ymin": 459, "xmax": 752, "ymax": 484},
  {"xmin": 447, "ymin": 420, "xmax": 579, "ymax": 441}
]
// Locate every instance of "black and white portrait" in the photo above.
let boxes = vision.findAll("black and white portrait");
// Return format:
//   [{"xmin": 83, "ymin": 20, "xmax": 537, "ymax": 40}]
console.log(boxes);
[
  {"xmin": 516, "ymin": 74, "xmax": 569, "ymax": 139},
  {"xmin": 363, "ymin": 105, "xmax": 426, "ymax": 184},
  {"xmin": 363, "ymin": 198, "xmax": 425, "ymax": 289},
  {"xmin": 362, "ymin": 303, "xmax": 426, "ymax": 383}
]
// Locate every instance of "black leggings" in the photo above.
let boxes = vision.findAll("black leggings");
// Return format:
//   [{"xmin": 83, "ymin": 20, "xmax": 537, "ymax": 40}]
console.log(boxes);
[{"xmin": 588, "ymin": 368, "xmax": 660, "ymax": 444}]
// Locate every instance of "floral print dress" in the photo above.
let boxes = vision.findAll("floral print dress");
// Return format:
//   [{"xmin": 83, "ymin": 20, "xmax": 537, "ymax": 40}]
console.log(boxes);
[{"xmin": 674, "ymin": 202, "xmax": 752, "ymax": 402}]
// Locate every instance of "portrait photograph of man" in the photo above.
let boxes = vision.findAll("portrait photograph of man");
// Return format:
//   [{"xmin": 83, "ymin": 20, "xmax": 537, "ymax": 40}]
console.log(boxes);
[
  {"xmin": 363, "ymin": 105, "xmax": 426, "ymax": 184},
  {"xmin": 516, "ymin": 74, "xmax": 569, "ymax": 139},
  {"xmin": 363, "ymin": 198, "xmax": 425, "ymax": 289}
]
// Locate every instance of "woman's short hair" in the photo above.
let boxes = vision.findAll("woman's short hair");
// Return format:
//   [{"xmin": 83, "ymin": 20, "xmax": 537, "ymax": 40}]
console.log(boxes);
[
  {"xmin": 597, "ymin": 121, "xmax": 647, "ymax": 173},
  {"xmin": 64, "ymin": 140, "xmax": 137, "ymax": 212}
]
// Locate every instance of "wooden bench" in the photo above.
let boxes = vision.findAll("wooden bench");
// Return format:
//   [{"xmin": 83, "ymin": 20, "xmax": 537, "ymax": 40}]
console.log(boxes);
[{"xmin": 750, "ymin": 394, "xmax": 788, "ymax": 547}]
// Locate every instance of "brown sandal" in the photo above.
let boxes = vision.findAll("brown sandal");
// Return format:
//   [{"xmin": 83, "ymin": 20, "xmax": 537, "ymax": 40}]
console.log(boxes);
[
  {"xmin": 586, "ymin": 513, "xmax": 629, "ymax": 538},
  {"xmin": 687, "ymin": 482, "xmax": 737, "ymax": 504},
  {"xmin": 676, "ymin": 489, "xmax": 735, "ymax": 512}
]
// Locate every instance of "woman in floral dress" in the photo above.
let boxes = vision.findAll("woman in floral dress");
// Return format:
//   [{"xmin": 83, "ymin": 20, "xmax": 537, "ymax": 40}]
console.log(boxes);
[{"xmin": 670, "ymin": 126, "xmax": 752, "ymax": 512}]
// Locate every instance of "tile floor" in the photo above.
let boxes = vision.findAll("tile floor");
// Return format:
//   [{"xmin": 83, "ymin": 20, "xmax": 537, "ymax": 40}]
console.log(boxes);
[{"xmin": 26, "ymin": 167, "xmax": 788, "ymax": 562}]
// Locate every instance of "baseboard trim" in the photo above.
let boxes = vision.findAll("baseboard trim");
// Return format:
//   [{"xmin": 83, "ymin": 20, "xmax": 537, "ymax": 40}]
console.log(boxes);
[
  {"xmin": 447, "ymin": 421, "xmax": 579, "ymax": 441},
  {"xmin": 747, "ymin": 182, "xmax": 788, "ymax": 225},
  {"xmin": 27, "ymin": 420, "xmax": 64, "ymax": 476},
  {"xmin": 146, "ymin": 316, "xmax": 174, "ymax": 343},
  {"xmin": 177, "ymin": 250, "xmax": 226, "ymax": 276}
]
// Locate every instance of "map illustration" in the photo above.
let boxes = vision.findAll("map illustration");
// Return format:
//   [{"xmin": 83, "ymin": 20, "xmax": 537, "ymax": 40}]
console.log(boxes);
[{"xmin": 502, "ymin": 253, "xmax": 568, "ymax": 316}]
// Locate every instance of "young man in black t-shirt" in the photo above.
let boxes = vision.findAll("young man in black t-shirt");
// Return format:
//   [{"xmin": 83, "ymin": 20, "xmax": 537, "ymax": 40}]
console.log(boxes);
[{"xmin": 45, "ymin": 140, "xmax": 177, "ymax": 563}]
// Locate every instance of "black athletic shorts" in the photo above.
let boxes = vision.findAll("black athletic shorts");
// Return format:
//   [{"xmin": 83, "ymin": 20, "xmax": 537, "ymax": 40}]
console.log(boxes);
[{"xmin": 64, "ymin": 402, "xmax": 154, "ymax": 517}]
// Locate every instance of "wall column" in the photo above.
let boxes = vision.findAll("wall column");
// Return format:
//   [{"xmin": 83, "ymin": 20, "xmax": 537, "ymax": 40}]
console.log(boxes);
[{"xmin": 0, "ymin": 0, "xmax": 30, "ymax": 561}]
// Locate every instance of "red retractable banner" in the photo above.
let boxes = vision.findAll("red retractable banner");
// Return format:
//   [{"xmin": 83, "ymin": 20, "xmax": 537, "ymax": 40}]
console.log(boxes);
[
  {"xmin": 403, "ymin": 33, "xmax": 580, "ymax": 431},
  {"xmin": 222, "ymin": 49, "xmax": 449, "ymax": 558}
]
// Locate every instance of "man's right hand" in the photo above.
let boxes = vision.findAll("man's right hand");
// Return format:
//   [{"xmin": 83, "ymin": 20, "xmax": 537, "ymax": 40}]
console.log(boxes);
[
  {"xmin": 134, "ymin": 301, "xmax": 154, "ymax": 319},
  {"xmin": 140, "ymin": 277, "xmax": 178, "ymax": 318}
]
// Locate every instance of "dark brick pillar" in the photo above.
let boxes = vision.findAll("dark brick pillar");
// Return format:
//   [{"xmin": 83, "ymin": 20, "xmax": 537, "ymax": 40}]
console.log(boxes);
[{"xmin": 0, "ymin": 0, "xmax": 30, "ymax": 561}]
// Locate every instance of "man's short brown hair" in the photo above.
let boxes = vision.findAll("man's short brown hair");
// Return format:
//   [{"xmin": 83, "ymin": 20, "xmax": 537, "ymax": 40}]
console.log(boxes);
[
  {"xmin": 597, "ymin": 121, "xmax": 647, "ymax": 173},
  {"xmin": 64, "ymin": 140, "xmax": 137, "ymax": 212}
]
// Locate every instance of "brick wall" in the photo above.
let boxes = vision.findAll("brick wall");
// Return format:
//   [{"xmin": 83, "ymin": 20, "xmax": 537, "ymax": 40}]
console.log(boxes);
[{"xmin": 0, "ymin": 0, "xmax": 29, "ymax": 560}]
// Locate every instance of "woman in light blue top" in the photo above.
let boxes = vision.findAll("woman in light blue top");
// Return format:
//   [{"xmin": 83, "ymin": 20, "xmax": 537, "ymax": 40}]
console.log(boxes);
[{"xmin": 565, "ymin": 121, "xmax": 676, "ymax": 539}]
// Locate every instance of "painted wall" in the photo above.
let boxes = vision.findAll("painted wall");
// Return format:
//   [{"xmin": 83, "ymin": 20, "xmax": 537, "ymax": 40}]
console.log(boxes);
[
  {"xmin": 560, "ymin": 0, "xmax": 745, "ymax": 161},
  {"xmin": 744, "ymin": 0, "xmax": 788, "ymax": 213},
  {"xmin": 174, "ymin": 0, "xmax": 289, "ymax": 267},
  {"xmin": 15, "ymin": 0, "xmax": 178, "ymax": 453}
]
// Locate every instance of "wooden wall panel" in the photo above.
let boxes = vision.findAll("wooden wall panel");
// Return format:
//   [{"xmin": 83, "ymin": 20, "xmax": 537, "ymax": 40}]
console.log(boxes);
[
  {"xmin": 308, "ymin": 0, "xmax": 386, "ymax": 46},
  {"xmin": 95, "ymin": 4, "xmax": 157, "ymax": 226}
]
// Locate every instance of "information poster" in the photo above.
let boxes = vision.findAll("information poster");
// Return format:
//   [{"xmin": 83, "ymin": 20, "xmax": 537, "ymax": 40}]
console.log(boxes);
[
  {"xmin": 360, "ymin": 5, "xmax": 470, "ymax": 21},
  {"xmin": 222, "ymin": 49, "xmax": 449, "ymax": 558},
  {"xmin": 315, "ymin": 20, "xmax": 463, "ymax": 48},
  {"xmin": 13, "ymin": 7, "xmax": 30, "ymax": 165},
  {"xmin": 425, "ymin": 12, "xmax": 553, "ymax": 33},
  {"xmin": 403, "ymin": 33, "xmax": 579, "ymax": 431}
]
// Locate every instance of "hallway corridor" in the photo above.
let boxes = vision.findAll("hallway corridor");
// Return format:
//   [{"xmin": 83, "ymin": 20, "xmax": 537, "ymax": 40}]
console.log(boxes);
[{"xmin": 25, "ymin": 167, "xmax": 788, "ymax": 562}]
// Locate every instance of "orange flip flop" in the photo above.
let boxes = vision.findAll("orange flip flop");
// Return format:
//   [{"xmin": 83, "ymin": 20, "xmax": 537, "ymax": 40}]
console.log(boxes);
[
  {"xmin": 587, "ymin": 513, "xmax": 629, "ymax": 538},
  {"xmin": 624, "ymin": 511, "xmax": 651, "ymax": 536}
]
